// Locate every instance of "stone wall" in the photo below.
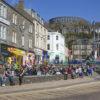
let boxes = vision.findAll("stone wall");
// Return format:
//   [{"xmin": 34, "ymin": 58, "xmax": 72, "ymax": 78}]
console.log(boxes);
[{"xmin": 6, "ymin": 75, "xmax": 64, "ymax": 85}]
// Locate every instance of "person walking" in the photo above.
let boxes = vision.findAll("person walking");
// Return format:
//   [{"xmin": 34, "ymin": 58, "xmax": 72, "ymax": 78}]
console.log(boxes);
[
  {"xmin": 18, "ymin": 66, "xmax": 26, "ymax": 85},
  {"xmin": 5, "ymin": 62, "xmax": 15, "ymax": 86},
  {"xmin": 64, "ymin": 68, "xmax": 68, "ymax": 80},
  {"xmin": 5, "ymin": 67, "xmax": 15, "ymax": 86},
  {"xmin": 0, "ymin": 65, "xmax": 6, "ymax": 86}
]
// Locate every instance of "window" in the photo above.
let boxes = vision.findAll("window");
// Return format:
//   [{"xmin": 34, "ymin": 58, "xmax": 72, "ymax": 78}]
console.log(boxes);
[
  {"xmin": 29, "ymin": 39, "xmax": 32, "ymax": 48},
  {"xmin": 15, "ymin": 15, "xmax": 17, "ymax": 25},
  {"xmin": 22, "ymin": 21, "xmax": 25, "ymax": 29},
  {"xmin": 36, "ymin": 23, "xmax": 39, "ymax": 32},
  {"xmin": 55, "ymin": 55, "xmax": 59, "ymax": 60},
  {"xmin": 4, "ymin": 6, "xmax": 7, "ymax": 18},
  {"xmin": 56, "ymin": 44, "xmax": 59, "ymax": 50},
  {"xmin": 29, "ymin": 25, "xmax": 33, "ymax": 33},
  {"xmin": 48, "ymin": 35, "xmax": 50, "ymax": 40},
  {"xmin": 56, "ymin": 36, "xmax": 58, "ymax": 40},
  {"xmin": 12, "ymin": 14, "xmax": 17, "ymax": 24},
  {"xmin": 2, "ymin": 27, "xmax": 6, "ymax": 39},
  {"xmin": 12, "ymin": 31, "xmax": 16, "ymax": 43},
  {"xmin": 41, "ymin": 26, "xmax": 42, "ymax": 32},
  {"xmin": 0, "ymin": 4, "xmax": 7, "ymax": 18},
  {"xmin": 22, "ymin": 36, "xmax": 24, "ymax": 46},
  {"xmin": 44, "ymin": 29, "xmax": 46, "ymax": 34},
  {"xmin": 12, "ymin": 14, "xmax": 15, "ymax": 23},
  {"xmin": 0, "ymin": 25, "xmax": 6, "ymax": 39},
  {"xmin": 47, "ymin": 44, "xmax": 50, "ymax": 50}
]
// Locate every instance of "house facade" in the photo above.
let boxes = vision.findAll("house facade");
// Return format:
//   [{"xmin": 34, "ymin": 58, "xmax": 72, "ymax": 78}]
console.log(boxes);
[
  {"xmin": 47, "ymin": 31, "xmax": 66, "ymax": 64},
  {"xmin": 0, "ymin": 0, "xmax": 48, "ymax": 65},
  {"xmin": 25, "ymin": 9, "xmax": 48, "ymax": 64},
  {"xmin": 0, "ymin": 0, "xmax": 35, "ymax": 66}
]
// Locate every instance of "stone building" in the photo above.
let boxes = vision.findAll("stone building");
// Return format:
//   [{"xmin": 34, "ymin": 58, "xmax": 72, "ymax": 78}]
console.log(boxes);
[
  {"xmin": 25, "ymin": 9, "xmax": 48, "ymax": 64},
  {"xmin": 0, "ymin": 0, "xmax": 48, "ymax": 65},
  {"xmin": 72, "ymin": 39, "xmax": 92, "ymax": 60},
  {"xmin": 0, "ymin": 0, "xmax": 35, "ymax": 65}
]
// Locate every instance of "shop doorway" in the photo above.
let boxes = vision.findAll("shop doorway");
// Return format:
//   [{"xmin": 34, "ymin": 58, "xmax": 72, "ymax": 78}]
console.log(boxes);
[{"xmin": 55, "ymin": 55, "xmax": 59, "ymax": 64}]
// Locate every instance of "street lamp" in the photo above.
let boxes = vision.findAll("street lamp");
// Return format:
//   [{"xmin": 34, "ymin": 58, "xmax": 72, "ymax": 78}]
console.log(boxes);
[
  {"xmin": 91, "ymin": 21, "xmax": 96, "ymax": 59},
  {"xmin": 92, "ymin": 21, "xmax": 96, "ymax": 43}
]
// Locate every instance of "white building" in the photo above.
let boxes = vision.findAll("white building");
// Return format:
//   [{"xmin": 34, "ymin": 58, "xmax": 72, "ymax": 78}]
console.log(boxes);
[{"xmin": 47, "ymin": 31, "xmax": 66, "ymax": 64}]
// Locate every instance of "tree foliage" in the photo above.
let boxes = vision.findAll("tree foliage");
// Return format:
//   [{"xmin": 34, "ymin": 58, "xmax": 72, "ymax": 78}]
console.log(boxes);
[{"xmin": 48, "ymin": 19, "xmax": 92, "ymax": 49}]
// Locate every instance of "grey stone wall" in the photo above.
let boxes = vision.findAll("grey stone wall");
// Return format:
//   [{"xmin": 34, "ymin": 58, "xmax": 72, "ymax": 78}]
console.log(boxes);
[
  {"xmin": 1, "ymin": 0, "xmax": 35, "ymax": 52},
  {"xmin": 6, "ymin": 75, "xmax": 64, "ymax": 85}
]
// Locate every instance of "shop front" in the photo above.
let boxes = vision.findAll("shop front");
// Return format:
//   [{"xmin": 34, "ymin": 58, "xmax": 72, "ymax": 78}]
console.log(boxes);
[
  {"xmin": 0, "ymin": 44, "xmax": 13, "ymax": 63},
  {"xmin": 0, "ymin": 44, "xmax": 35, "ymax": 67},
  {"xmin": 34, "ymin": 48, "xmax": 42, "ymax": 65},
  {"xmin": 48, "ymin": 51, "xmax": 66, "ymax": 65},
  {"xmin": 7, "ymin": 46, "xmax": 25, "ymax": 65},
  {"xmin": 0, "ymin": 44, "xmax": 26, "ymax": 66},
  {"xmin": 23, "ymin": 52, "xmax": 35, "ymax": 66}
]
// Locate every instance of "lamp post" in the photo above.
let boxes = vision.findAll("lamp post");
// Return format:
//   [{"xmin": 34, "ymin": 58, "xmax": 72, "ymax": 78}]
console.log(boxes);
[
  {"xmin": 92, "ymin": 21, "xmax": 100, "ymax": 59},
  {"xmin": 92, "ymin": 21, "xmax": 96, "ymax": 44},
  {"xmin": 91, "ymin": 21, "xmax": 96, "ymax": 59}
]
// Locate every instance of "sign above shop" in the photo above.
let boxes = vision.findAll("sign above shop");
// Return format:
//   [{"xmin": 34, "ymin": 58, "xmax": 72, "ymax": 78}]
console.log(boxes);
[
  {"xmin": 34, "ymin": 48, "xmax": 42, "ymax": 55},
  {"xmin": 1, "ymin": 44, "xmax": 25, "ymax": 56},
  {"xmin": 7, "ymin": 47, "xmax": 25, "ymax": 55}
]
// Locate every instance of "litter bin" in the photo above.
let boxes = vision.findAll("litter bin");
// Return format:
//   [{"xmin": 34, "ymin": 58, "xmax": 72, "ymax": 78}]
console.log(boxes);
[{"xmin": 64, "ymin": 74, "xmax": 68, "ymax": 80}]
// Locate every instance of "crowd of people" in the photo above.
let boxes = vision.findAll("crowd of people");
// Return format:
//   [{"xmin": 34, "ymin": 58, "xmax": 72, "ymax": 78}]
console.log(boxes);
[
  {"xmin": 0, "ymin": 61, "xmax": 95, "ymax": 87},
  {"xmin": 29, "ymin": 64, "xmax": 95, "ymax": 78}
]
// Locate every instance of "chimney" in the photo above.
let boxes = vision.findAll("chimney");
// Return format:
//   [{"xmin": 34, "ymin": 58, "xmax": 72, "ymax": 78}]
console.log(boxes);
[{"xmin": 17, "ymin": 0, "xmax": 24, "ymax": 9}]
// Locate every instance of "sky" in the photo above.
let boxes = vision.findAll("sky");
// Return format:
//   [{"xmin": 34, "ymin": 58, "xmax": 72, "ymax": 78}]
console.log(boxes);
[{"xmin": 7, "ymin": 0, "xmax": 100, "ymax": 22}]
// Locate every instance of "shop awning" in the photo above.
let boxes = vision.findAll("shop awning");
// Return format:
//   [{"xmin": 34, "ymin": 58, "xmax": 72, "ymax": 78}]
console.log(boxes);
[{"xmin": 8, "ymin": 47, "xmax": 25, "ymax": 56}]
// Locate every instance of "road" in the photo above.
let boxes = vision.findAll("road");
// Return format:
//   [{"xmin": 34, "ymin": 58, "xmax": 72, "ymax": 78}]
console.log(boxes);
[{"xmin": 0, "ymin": 77, "xmax": 100, "ymax": 100}]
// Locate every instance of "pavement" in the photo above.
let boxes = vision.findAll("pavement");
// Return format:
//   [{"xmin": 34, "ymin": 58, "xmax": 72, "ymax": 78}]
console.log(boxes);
[
  {"xmin": 0, "ymin": 75, "xmax": 100, "ymax": 100},
  {"xmin": 0, "ymin": 77, "xmax": 95, "ymax": 94}
]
